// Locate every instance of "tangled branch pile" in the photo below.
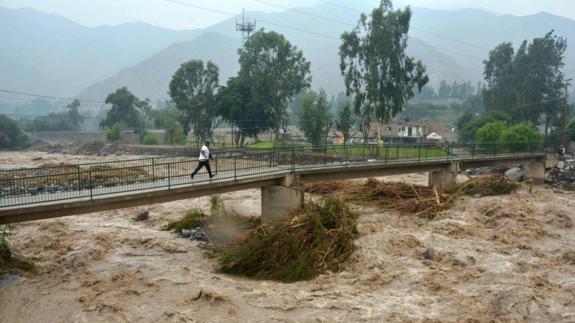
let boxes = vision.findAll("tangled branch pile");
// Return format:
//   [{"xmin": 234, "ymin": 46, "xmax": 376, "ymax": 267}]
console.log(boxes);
[
  {"xmin": 217, "ymin": 198, "xmax": 358, "ymax": 282},
  {"xmin": 0, "ymin": 225, "xmax": 34, "ymax": 275},
  {"xmin": 305, "ymin": 175, "xmax": 519, "ymax": 218}
]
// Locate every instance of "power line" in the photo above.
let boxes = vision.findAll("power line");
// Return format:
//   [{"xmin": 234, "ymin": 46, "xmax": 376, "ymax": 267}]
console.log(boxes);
[
  {"xmin": 164, "ymin": 0, "xmax": 339, "ymax": 40},
  {"xmin": 0, "ymin": 89, "xmax": 107, "ymax": 105},
  {"xmin": 319, "ymin": 0, "xmax": 575, "ymax": 71},
  {"xmin": 253, "ymin": 0, "xmax": 353, "ymax": 27}
]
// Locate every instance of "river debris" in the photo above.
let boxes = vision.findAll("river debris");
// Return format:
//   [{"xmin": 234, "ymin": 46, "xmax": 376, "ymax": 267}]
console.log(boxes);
[
  {"xmin": 0, "ymin": 225, "xmax": 34, "ymax": 276},
  {"xmin": 216, "ymin": 198, "xmax": 358, "ymax": 282},
  {"xmin": 305, "ymin": 175, "xmax": 519, "ymax": 218},
  {"xmin": 165, "ymin": 196, "xmax": 261, "ymax": 245},
  {"xmin": 546, "ymin": 158, "xmax": 575, "ymax": 190}
]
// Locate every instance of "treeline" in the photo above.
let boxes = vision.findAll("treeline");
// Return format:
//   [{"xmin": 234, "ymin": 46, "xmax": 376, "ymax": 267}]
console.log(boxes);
[
  {"xmin": 97, "ymin": 1, "xmax": 429, "ymax": 147},
  {"xmin": 2, "ymin": 1, "xmax": 572, "ymax": 150},
  {"xmin": 414, "ymin": 80, "xmax": 479, "ymax": 101},
  {"xmin": 457, "ymin": 31, "xmax": 568, "ymax": 145}
]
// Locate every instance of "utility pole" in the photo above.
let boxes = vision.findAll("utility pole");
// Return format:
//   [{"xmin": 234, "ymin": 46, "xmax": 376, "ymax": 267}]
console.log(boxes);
[{"xmin": 235, "ymin": 9, "xmax": 256, "ymax": 44}]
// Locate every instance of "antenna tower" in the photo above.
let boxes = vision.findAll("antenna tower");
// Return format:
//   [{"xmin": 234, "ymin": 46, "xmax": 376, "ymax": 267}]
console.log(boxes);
[{"xmin": 235, "ymin": 9, "xmax": 256, "ymax": 43}]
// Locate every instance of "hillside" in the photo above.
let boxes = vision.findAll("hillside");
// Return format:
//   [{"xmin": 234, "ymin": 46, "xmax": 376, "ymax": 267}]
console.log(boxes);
[
  {"xmin": 78, "ymin": 33, "xmax": 242, "ymax": 102},
  {"xmin": 2, "ymin": 2, "xmax": 575, "ymax": 104},
  {"xmin": 0, "ymin": 7, "xmax": 200, "ymax": 97}
]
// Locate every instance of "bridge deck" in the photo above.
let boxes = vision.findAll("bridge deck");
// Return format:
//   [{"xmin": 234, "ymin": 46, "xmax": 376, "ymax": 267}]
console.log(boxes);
[{"xmin": 0, "ymin": 143, "xmax": 546, "ymax": 223}]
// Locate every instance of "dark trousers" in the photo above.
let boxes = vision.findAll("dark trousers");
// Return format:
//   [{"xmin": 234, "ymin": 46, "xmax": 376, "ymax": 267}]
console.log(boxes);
[{"xmin": 192, "ymin": 160, "xmax": 213, "ymax": 177}]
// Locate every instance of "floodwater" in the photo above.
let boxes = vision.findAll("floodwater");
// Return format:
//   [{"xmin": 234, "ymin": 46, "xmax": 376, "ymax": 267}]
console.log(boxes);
[{"xmin": 0, "ymin": 151, "xmax": 574, "ymax": 322}]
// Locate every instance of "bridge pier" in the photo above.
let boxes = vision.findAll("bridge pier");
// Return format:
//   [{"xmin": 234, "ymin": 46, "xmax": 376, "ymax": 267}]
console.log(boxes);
[
  {"xmin": 428, "ymin": 162, "xmax": 458, "ymax": 189},
  {"xmin": 523, "ymin": 159, "xmax": 545, "ymax": 184},
  {"xmin": 261, "ymin": 174, "xmax": 304, "ymax": 223}
]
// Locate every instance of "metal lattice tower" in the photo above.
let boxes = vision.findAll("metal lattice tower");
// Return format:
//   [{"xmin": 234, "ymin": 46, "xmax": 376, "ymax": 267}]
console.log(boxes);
[{"xmin": 235, "ymin": 9, "xmax": 256, "ymax": 43}]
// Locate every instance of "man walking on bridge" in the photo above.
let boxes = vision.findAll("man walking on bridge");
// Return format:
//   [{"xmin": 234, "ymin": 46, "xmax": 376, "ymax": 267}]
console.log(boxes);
[{"xmin": 191, "ymin": 141, "xmax": 214, "ymax": 179}]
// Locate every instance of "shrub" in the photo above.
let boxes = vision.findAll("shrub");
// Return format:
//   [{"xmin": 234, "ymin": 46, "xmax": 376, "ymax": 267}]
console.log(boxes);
[
  {"xmin": 164, "ymin": 120, "xmax": 187, "ymax": 145},
  {"xmin": 475, "ymin": 121, "xmax": 507, "ymax": 143},
  {"xmin": 0, "ymin": 115, "xmax": 30, "ymax": 149},
  {"xmin": 141, "ymin": 133, "xmax": 160, "ymax": 145},
  {"xmin": 499, "ymin": 122, "xmax": 539, "ymax": 152},
  {"xmin": 165, "ymin": 209, "xmax": 208, "ymax": 233},
  {"xmin": 106, "ymin": 122, "xmax": 122, "ymax": 142}
]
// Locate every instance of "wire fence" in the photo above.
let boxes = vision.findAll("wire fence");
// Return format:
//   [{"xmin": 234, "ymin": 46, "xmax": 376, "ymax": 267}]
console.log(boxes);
[{"xmin": 0, "ymin": 141, "xmax": 545, "ymax": 208}]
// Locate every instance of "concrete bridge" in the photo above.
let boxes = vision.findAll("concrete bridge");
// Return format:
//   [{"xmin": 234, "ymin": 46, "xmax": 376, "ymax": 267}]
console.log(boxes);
[{"xmin": 0, "ymin": 143, "xmax": 546, "ymax": 224}]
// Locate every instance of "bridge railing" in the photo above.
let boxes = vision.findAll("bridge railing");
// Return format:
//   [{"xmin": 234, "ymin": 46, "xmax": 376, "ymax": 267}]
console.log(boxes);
[{"xmin": 0, "ymin": 141, "xmax": 544, "ymax": 208}]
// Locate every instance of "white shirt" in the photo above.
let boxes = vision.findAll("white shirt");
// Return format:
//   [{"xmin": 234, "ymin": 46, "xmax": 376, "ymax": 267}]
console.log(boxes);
[{"xmin": 199, "ymin": 145, "xmax": 210, "ymax": 161}]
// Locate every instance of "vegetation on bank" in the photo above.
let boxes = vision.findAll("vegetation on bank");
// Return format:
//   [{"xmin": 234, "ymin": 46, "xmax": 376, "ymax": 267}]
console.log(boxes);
[
  {"xmin": 217, "ymin": 198, "xmax": 359, "ymax": 282},
  {"xmin": 0, "ymin": 225, "xmax": 34, "ymax": 275},
  {"xmin": 0, "ymin": 114, "xmax": 30, "ymax": 150}
]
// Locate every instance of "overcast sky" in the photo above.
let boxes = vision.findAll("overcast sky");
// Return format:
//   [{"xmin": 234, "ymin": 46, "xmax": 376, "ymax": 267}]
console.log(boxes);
[{"xmin": 1, "ymin": 0, "xmax": 574, "ymax": 30}]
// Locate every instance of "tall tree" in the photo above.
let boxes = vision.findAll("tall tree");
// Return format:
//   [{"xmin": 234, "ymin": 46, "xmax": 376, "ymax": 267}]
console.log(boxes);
[
  {"xmin": 100, "ymin": 87, "xmax": 147, "ymax": 134},
  {"xmin": 336, "ymin": 101, "xmax": 355, "ymax": 144},
  {"xmin": 217, "ymin": 76, "xmax": 270, "ymax": 146},
  {"xmin": 339, "ymin": 0, "xmax": 428, "ymax": 128},
  {"xmin": 66, "ymin": 99, "xmax": 83, "ymax": 130},
  {"xmin": 483, "ymin": 31, "xmax": 568, "ymax": 133},
  {"xmin": 299, "ymin": 89, "xmax": 333, "ymax": 146},
  {"xmin": 169, "ymin": 60, "xmax": 220, "ymax": 144},
  {"xmin": 238, "ymin": 30, "xmax": 311, "ymax": 140}
]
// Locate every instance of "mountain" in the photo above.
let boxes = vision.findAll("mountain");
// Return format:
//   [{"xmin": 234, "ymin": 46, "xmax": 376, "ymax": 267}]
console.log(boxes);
[
  {"xmin": 78, "ymin": 32, "xmax": 242, "ymax": 102},
  {"xmin": 80, "ymin": 3, "xmax": 575, "ymax": 102},
  {"xmin": 3, "ymin": 3, "xmax": 575, "ymax": 106},
  {"xmin": 0, "ymin": 7, "xmax": 201, "ymax": 97},
  {"xmin": 78, "ymin": 31, "xmax": 466, "ymax": 102},
  {"xmin": 78, "ymin": 3, "xmax": 472, "ymax": 102},
  {"xmin": 408, "ymin": 8, "xmax": 575, "ymax": 76}
]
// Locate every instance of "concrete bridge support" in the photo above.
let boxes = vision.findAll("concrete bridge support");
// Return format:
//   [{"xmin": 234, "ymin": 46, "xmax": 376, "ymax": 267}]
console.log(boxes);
[
  {"xmin": 261, "ymin": 174, "xmax": 304, "ymax": 223},
  {"xmin": 428, "ymin": 162, "xmax": 458, "ymax": 189},
  {"xmin": 523, "ymin": 159, "xmax": 546, "ymax": 184}
]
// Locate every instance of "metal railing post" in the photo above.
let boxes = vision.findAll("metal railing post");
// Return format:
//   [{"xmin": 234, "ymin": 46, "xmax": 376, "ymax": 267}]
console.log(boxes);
[
  {"xmin": 88, "ymin": 170, "xmax": 93, "ymax": 200},
  {"xmin": 270, "ymin": 146, "xmax": 274, "ymax": 167},
  {"xmin": 385, "ymin": 145, "xmax": 388, "ymax": 163},
  {"xmin": 76, "ymin": 164, "xmax": 81, "ymax": 193},
  {"xmin": 418, "ymin": 144, "xmax": 421, "ymax": 162},
  {"xmin": 234, "ymin": 155, "xmax": 237, "ymax": 180},
  {"xmin": 167, "ymin": 162, "xmax": 171, "ymax": 189},
  {"xmin": 345, "ymin": 145, "xmax": 349, "ymax": 166},
  {"xmin": 292, "ymin": 147, "xmax": 296, "ymax": 171},
  {"xmin": 151, "ymin": 158, "xmax": 155, "ymax": 181}
]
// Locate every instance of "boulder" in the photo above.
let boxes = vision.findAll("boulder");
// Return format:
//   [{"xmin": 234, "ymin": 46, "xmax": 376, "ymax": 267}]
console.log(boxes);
[
  {"xmin": 545, "ymin": 171, "xmax": 556, "ymax": 183},
  {"xmin": 504, "ymin": 167, "xmax": 524, "ymax": 182},
  {"xmin": 135, "ymin": 207, "xmax": 149, "ymax": 221},
  {"xmin": 181, "ymin": 229, "xmax": 192, "ymax": 238}
]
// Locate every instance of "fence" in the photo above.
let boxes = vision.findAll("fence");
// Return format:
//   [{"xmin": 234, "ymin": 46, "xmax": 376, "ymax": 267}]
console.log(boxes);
[{"xmin": 0, "ymin": 141, "xmax": 544, "ymax": 208}]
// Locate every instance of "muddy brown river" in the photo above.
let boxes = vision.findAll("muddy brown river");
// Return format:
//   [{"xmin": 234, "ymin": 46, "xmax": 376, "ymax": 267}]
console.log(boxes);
[{"xmin": 0, "ymin": 152, "xmax": 574, "ymax": 322}]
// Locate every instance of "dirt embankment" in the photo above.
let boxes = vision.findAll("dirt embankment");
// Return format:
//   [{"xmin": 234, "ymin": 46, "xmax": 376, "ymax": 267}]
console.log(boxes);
[{"xmin": 0, "ymin": 152, "xmax": 574, "ymax": 322}]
